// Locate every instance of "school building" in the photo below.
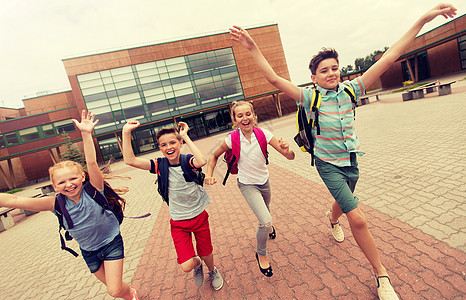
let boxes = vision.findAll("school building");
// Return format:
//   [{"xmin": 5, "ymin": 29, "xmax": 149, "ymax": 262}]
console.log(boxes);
[
  {"xmin": 0, "ymin": 24, "xmax": 296, "ymax": 190},
  {"xmin": 1, "ymin": 15, "xmax": 465, "ymax": 190}
]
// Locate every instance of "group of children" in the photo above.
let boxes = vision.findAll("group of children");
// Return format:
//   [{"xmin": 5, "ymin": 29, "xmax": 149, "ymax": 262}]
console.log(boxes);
[{"xmin": 0, "ymin": 3, "xmax": 457, "ymax": 299}]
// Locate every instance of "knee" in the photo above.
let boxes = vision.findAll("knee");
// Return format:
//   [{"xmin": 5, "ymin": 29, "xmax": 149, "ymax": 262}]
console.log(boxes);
[
  {"xmin": 180, "ymin": 262, "xmax": 192, "ymax": 273},
  {"xmin": 180, "ymin": 257, "xmax": 196, "ymax": 273},
  {"xmin": 107, "ymin": 285, "xmax": 124, "ymax": 298},
  {"xmin": 260, "ymin": 221, "xmax": 272, "ymax": 229},
  {"xmin": 349, "ymin": 213, "xmax": 367, "ymax": 230}
]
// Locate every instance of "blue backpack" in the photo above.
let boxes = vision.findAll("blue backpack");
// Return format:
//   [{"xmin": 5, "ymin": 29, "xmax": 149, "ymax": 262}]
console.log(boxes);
[{"xmin": 153, "ymin": 154, "xmax": 205, "ymax": 205}]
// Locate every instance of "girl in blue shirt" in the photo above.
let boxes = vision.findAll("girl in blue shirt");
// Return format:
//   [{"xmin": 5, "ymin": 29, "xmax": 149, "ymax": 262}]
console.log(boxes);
[{"xmin": 0, "ymin": 110, "xmax": 138, "ymax": 300}]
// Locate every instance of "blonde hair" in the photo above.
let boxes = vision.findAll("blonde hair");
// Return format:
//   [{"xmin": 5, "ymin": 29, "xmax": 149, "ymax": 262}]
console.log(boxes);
[
  {"xmin": 229, "ymin": 100, "xmax": 258, "ymax": 126},
  {"xmin": 49, "ymin": 160, "xmax": 128, "ymax": 211},
  {"xmin": 48, "ymin": 161, "xmax": 84, "ymax": 183}
]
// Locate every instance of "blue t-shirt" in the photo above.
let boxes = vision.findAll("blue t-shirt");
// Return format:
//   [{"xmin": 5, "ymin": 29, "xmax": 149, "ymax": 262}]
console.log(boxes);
[{"xmin": 56, "ymin": 189, "xmax": 120, "ymax": 251}]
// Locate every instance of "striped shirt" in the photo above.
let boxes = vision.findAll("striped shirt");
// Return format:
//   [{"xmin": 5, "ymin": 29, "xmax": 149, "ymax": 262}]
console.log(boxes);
[{"xmin": 298, "ymin": 77, "xmax": 366, "ymax": 167}]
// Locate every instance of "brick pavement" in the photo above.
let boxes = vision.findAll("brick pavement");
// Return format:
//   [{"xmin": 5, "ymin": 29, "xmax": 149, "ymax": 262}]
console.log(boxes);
[{"xmin": 0, "ymin": 76, "xmax": 464, "ymax": 299}]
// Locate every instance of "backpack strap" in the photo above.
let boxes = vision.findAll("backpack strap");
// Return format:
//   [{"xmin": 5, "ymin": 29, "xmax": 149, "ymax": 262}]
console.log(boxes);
[
  {"xmin": 222, "ymin": 130, "xmax": 240, "ymax": 186},
  {"xmin": 231, "ymin": 129, "xmax": 241, "ymax": 166},
  {"xmin": 180, "ymin": 154, "xmax": 205, "ymax": 186},
  {"xmin": 343, "ymin": 85, "xmax": 357, "ymax": 119},
  {"xmin": 253, "ymin": 127, "xmax": 269, "ymax": 165},
  {"xmin": 54, "ymin": 194, "xmax": 79, "ymax": 257},
  {"xmin": 83, "ymin": 182, "xmax": 126, "ymax": 224},
  {"xmin": 310, "ymin": 89, "xmax": 322, "ymax": 135},
  {"xmin": 83, "ymin": 182, "xmax": 109, "ymax": 215},
  {"xmin": 156, "ymin": 157, "xmax": 170, "ymax": 205}
]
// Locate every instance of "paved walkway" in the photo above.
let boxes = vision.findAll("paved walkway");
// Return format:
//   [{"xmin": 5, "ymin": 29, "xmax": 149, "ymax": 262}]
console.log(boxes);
[{"xmin": 0, "ymin": 75, "xmax": 465, "ymax": 299}]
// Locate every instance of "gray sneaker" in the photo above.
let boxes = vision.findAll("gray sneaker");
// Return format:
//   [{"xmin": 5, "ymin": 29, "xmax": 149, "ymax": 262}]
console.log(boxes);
[
  {"xmin": 193, "ymin": 257, "xmax": 204, "ymax": 287},
  {"xmin": 209, "ymin": 267, "xmax": 224, "ymax": 291}
]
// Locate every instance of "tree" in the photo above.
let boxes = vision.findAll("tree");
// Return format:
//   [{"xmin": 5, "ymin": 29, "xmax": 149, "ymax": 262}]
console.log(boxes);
[
  {"xmin": 341, "ymin": 64, "xmax": 354, "ymax": 75},
  {"xmin": 354, "ymin": 47, "xmax": 388, "ymax": 71},
  {"xmin": 60, "ymin": 131, "xmax": 86, "ymax": 168}
]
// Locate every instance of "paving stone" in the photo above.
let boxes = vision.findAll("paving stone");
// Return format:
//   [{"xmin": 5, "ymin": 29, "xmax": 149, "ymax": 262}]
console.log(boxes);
[{"xmin": 1, "ymin": 81, "xmax": 466, "ymax": 299}]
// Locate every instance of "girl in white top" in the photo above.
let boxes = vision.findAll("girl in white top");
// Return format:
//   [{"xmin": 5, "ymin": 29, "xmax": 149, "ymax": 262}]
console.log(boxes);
[{"xmin": 205, "ymin": 100, "xmax": 294, "ymax": 277}]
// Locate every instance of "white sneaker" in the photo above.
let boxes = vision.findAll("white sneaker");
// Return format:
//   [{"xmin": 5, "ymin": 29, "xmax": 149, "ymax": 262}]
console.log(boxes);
[
  {"xmin": 209, "ymin": 266, "xmax": 224, "ymax": 291},
  {"xmin": 326, "ymin": 211, "xmax": 344, "ymax": 242},
  {"xmin": 377, "ymin": 276, "xmax": 399, "ymax": 300}
]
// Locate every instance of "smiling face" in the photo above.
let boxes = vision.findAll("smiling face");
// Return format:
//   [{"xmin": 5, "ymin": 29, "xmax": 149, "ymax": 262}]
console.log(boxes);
[
  {"xmin": 232, "ymin": 103, "xmax": 256, "ymax": 133},
  {"xmin": 50, "ymin": 165, "xmax": 85, "ymax": 202},
  {"xmin": 157, "ymin": 132, "xmax": 183, "ymax": 164},
  {"xmin": 311, "ymin": 58, "xmax": 340, "ymax": 91}
]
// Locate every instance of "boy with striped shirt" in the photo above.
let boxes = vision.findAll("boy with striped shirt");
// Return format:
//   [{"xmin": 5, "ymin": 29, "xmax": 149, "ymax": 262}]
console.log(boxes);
[{"xmin": 229, "ymin": 3, "xmax": 457, "ymax": 299}]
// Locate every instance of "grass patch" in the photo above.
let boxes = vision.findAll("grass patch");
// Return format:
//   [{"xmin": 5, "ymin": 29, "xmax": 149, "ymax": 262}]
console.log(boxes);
[
  {"xmin": 391, "ymin": 82, "xmax": 431, "ymax": 93},
  {"xmin": 5, "ymin": 188, "xmax": 24, "ymax": 194}
]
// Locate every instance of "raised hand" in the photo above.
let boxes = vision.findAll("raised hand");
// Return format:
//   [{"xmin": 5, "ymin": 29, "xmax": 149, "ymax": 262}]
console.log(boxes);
[
  {"xmin": 123, "ymin": 120, "xmax": 140, "ymax": 133},
  {"xmin": 229, "ymin": 26, "xmax": 256, "ymax": 50},
  {"xmin": 73, "ymin": 110, "xmax": 98, "ymax": 133},
  {"xmin": 422, "ymin": 3, "xmax": 457, "ymax": 23},
  {"xmin": 178, "ymin": 121, "xmax": 189, "ymax": 138}
]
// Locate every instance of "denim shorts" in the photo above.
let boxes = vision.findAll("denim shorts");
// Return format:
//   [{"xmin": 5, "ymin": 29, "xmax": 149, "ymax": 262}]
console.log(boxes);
[
  {"xmin": 81, "ymin": 234, "xmax": 124, "ymax": 273},
  {"xmin": 315, "ymin": 156, "xmax": 360, "ymax": 213}
]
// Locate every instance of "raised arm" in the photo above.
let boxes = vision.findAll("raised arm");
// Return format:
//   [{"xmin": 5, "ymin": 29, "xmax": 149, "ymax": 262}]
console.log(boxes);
[
  {"xmin": 0, "ymin": 193, "xmax": 55, "ymax": 212},
  {"xmin": 122, "ymin": 120, "xmax": 152, "ymax": 170},
  {"xmin": 362, "ymin": 3, "xmax": 457, "ymax": 87},
  {"xmin": 178, "ymin": 122, "xmax": 207, "ymax": 168},
  {"xmin": 204, "ymin": 141, "xmax": 230, "ymax": 185},
  {"xmin": 72, "ymin": 110, "xmax": 104, "ymax": 191},
  {"xmin": 230, "ymin": 26, "xmax": 300, "ymax": 101},
  {"xmin": 269, "ymin": 137, "xmax": 295, "ymax": 160}
]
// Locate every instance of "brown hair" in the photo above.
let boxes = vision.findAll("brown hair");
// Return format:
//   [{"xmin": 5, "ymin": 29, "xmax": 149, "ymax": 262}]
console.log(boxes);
[
  {"xmin": 155, "ymin": 127, "xmax": 182, "ymax": 142},
  {"xmin": 309, "ymin": 48, "xmax": 339, "ymax": 75},
  {"xmin": 49, "ymin": 160, "xmax": 127, "ymax": 211},
  {"xmin": 229, "ymin": 100, "xmax": 258, "ymax": 125}
]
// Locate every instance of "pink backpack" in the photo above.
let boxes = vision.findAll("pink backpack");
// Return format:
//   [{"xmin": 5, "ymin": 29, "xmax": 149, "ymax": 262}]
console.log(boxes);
[{"xmin": 222, "ymin": 128, "xmax": 268, "ymax": 185}]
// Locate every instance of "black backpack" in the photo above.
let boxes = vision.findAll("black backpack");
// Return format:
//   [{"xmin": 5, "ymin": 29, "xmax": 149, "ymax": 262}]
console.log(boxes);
[
  {"xmin": 294, "ymin": 85, "xmax": 357, "ymax": 166},
  {"xmin": 154, "ymin": 154, "xmax": 205, "ymax": 205}
]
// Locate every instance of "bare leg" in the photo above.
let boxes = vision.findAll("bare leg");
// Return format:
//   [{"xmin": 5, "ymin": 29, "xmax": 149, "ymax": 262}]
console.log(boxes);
[
  {"xmin": 93, "ymin": 259, "xmax": 133, "ymax": 299},
  {"xmin": 180, "ymin": 256, "xmax": 201, "ymax": 273},
  {"xmin": 330, "ymin": 200, "xmax": 344, "ymax": 223},
  {"xmin": 346, "ymin": 207, "xmax": 387, "ymax": 277},
  {"xmin": 201, "ymin": 253, "xmax": 215, "ymax": 272}
]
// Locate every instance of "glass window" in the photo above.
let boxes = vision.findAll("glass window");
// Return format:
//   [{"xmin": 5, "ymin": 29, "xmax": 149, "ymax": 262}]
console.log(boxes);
[
  {"xmin": 78, "ymin": 47, "xmax": 243, "ymax": 131},
  {"xmin": 42, "ymin": 124, "xmax": 55, "ymax": 137},
  {"xmin": 54, "ymin": 119, "xmax": 75, "ymax": 134},
  {"xmin": 78, "ymin": 78, "xmax": 103, "ymax": 89},
  {"xmin": 19, "ymin": 127, "xmax": 40, "ymax": 142},
  {"xmin": 81, "ymin": 85, "xmax": 106, "ymax": 96},
  {"xmin": 5, "ymin": 132, "xmax": 19, "ymax": 145},
  {"xmin": 459, "ymin": 35, "xmax": 466, "ymax": 70},
  {"xmin": 136, "ymin": 62, "xmax": 157, "ymax": 71},
  {"xmin": 78, "ymin": 72, "xmax": 101, "ymax": 82},
  {"xmin": 97, "ymin": 135, "xmax": 122, "ymax": 161},
  {"xmin": 111, "ymin": 66, "xmax": 133, "ymax": 76},
  {"xmin": 0, "ymin": 136, "xmax": 5, "ymax": 148}
]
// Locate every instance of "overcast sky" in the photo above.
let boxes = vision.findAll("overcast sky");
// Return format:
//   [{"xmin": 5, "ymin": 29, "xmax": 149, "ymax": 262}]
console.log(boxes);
[{"xmin": 0, "ymin": 0, "xmax": 463, "ymax": 108}]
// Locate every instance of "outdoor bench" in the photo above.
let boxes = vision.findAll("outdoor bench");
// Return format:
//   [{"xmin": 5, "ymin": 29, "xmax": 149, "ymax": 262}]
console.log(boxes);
[
  {"xmin": 402, "ymin": 81, "xmax": 455, "ymax": 101},
  {"xmin": 358, "ymin": 94, "xmax": 380, "ymax": 106},
  {"xmin": 0, "ymin": 207, "xmax": 15, "ymax": 232}
]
